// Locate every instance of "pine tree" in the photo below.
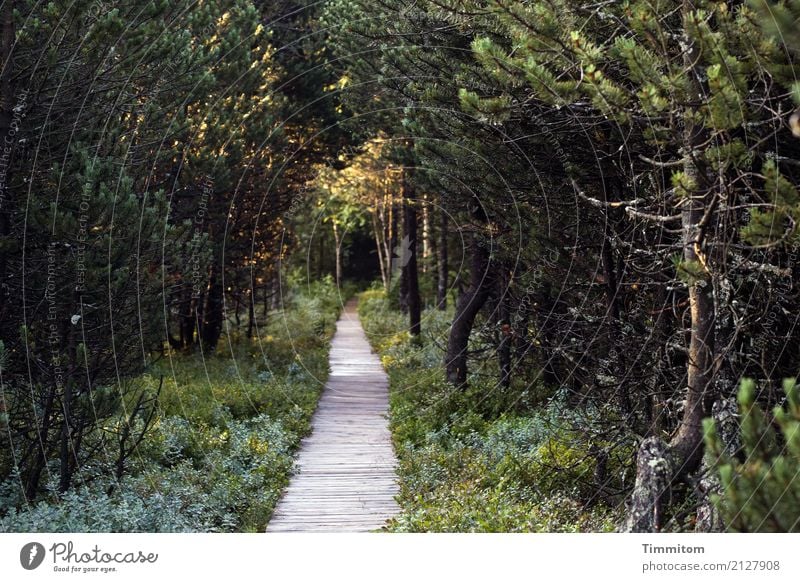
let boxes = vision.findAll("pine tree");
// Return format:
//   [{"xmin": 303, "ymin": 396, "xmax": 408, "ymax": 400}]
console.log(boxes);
[
  {"xmin": 705, "ymin": 378, "xmax": 800, "ymax": 532},
  {"xmin": 0, "ymin": 0, "xmax": 342, "ymax": 498}
]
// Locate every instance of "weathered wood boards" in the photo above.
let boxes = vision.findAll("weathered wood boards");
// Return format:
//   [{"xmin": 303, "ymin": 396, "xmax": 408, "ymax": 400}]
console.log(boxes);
[{"xmin": 266, "ymin": 300, "xmax": 400, "ymax": 532}]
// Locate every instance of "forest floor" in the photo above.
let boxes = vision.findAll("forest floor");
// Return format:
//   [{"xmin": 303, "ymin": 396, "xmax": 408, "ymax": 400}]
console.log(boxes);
[{"xmin": 267, "ymin": 299, "xmax": 400, "ymax": 532}]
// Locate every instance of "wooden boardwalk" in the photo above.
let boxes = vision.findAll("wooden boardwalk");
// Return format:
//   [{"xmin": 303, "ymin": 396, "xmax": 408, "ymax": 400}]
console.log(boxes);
[{"xmin": 266, "ymin": 299, "xmax": 400, "ymax": 532}]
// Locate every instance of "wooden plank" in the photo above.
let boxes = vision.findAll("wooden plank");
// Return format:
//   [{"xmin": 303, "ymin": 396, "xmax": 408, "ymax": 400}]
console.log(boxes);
[{"xmin": 266, "ymin": 299, "xmax": 400, "ymax": 533}]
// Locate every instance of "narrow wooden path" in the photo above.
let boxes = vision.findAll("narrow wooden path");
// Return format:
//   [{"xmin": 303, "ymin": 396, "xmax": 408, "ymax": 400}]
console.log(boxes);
[{"xmin": 266, "ymin": 299, "xmax": 400, "ymax": 532}]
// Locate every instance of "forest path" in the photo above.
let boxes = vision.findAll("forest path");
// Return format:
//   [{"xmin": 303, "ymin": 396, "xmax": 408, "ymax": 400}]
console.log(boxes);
[{"xmin": 266, "ymin": 298, "xmax": 400, "ymax": 532}]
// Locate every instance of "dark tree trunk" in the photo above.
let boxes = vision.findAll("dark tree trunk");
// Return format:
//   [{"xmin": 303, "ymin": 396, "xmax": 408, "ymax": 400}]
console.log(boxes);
[
  {"xmin": 402, "ymin": 171, "xmax": 421, "ymax": 337},
  {"xmin": 58, "ymin": 377, "xmax": 72, "ymax": 493},
  {"xmin": 268, "ymin": 274, "xmax": 272, "ymax": 317},
  {"xmin": 332, "ymin": 221, "xmax": 342, "ymax": 287},
  {"xmin": 390, "ymin": 198, "xmax": 398, "ymax": 284},
  {"xmin": 247, "ymin": 283, "xmax": 255, "ymax": 338},
  {"xmin": 272, "ymin": 270, "xmax": 282, "ymax": 310},
  {"xmin": 538, "ymin": 283, "xmax": 560, "ymax": 388},
  {"xmin": 166, "ymin": 287, "xmax": 182, "ymax": 349},
  {"xmin": 195, "ymin": 288, "xmax": 206, "ymax": 343},
  {"xmin": 316, "ymin": 231, "xmax": 324, "ymax": 280},
  {"xmin": 601, "ymin": 228, "xmax": 632, "ymax": 417},
  {"xmin": 437, "ymin": 202, "xmax": 448, "ymax": 310},
  {"xmin": 59, "ymin": 316, "xmax": 79, "ymax": 493},
  {"xmin": 233, "ymin": 289, "xmax": 241, "ymax": 329},
  {"xmin": 398, "ymin": 192, "xmax": 409, "ymax": 313},
  {"xmin": 181, "ymin": 286, "xmax": 197, "ymax": 348},
  {"xmin": 24, "ymin": 387, "xmax": 56, "ymax": 500},
  {"xmin": 422, "ymin": 194, "xmax": 430, "ymax": 273},
  {"xmin": 600, "ymin": 176, "xmax": 632, "ymax": 418},
  {"xmin": 445, "ymin": 224, "xmax": 492, "ymax": 386},
  {"xmin": 399, "ymin": 268, "xmax": 409, "ymax": 312}
]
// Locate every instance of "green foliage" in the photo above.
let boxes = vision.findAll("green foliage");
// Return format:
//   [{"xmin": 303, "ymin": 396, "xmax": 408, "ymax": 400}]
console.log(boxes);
[
  {"xmin": 672, "ymin": 256, "xmax": 710, "ymax": 286},
  {"xmin": 0, "ymin": 413, "xmax": 292, "ymax": 532},
  {"xmin": 458, "ymin": 89, "xmax": 512, "ymax": 124},
  {"xmin": 705, "ymin": 378, "xmax": 800, "ymax": 532},
  {"xmin": 751, "ymin": 0, "xmax": 800, "ymax": 54},
  {"xmin": 742, "ymin": 161, "xmax": 800, "ymax": 245}
]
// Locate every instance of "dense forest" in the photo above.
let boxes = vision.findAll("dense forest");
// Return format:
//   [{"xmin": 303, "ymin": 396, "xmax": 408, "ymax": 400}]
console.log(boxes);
[{"xmin": 1, "ymin": 0, "xmax": 800, "ymax": 533}]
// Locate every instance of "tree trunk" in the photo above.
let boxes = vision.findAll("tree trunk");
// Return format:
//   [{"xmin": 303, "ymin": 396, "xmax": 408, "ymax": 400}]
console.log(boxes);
[
  {"xmin": 268, "ymin": 272, "xmax": 272, "ymax": 317},
  {"xmin": 381, "ymin": 193, "xmax": 393, "ymax": 285},
  {"xmin": 398, "ymin": 180, "xmax": 409, "ymax": 313},
  {"xmin": 437, "ymin": 202, "xmax": 448, "ymax": 310},
  {"xmin": 195, "ymin": 288, "xmax": 205, "ymax": 343},
  {"xmin": 398, "ymin": 264, "xmax": 409, "ymax": 313},
  {"xmin": 402, "ymin": 171, "xmax": 421, "ymax": 337},
  {"xmin": 59, "ymin": 317, "xmax": 78, "ymax": 493},
  {"xmin": 316, "ymin": 230, "xmax": 324, "ymax": 280},
  {"xmin": 332, "ymin": 221, "xmax": 342, "ymax": 287},
  {"xmin": 695, "ymin": 397, "xmax": 740, "ymax": 532},
  {"xmin": 445, "ymin": 225, "xmax": 492, "ymax": 386},
  {"xmin": 601, "ymin": 229, "xmax": 632, "ymax": 417},
  {"xmin": 599, "ymin": 176, "xmax": 633, "ymax": 418},
  {"xmin": 372, "ymin": 213, "xmax": 388, "ymax": 290},
  {"xmin": 625, "ymin": 2, "xmax": 716, "ymax": 531},
  {"xmin": 422, "ymin": 193, "xmax": 430, "ymax": 273},
  {"xmin": 390, "ymin": 197, "xmax": 398, "ymax": 283},
  {"xmin": 233, "ymin": 284, "xmax": 242, "ymax": 329},
  {"xmin": 58, "ymin": 382, "xmax": 72, "ymax": 493},
  {"xmin": 25, "ymin": 386, "xmax": 55, "ymax": 500},
  {"xmin": 247, "ymin": 283, "xmax": 255, "ymax": 338},
  {"xmin": 497, "ymin": 269, "xmax": 512, "ymax": 389}
]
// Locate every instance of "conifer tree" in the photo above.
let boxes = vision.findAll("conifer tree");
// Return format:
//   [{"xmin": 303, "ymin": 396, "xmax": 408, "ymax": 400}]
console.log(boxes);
[{"xmin": 706, "ymin": 378, "xmax": 800, "ymax": 532}]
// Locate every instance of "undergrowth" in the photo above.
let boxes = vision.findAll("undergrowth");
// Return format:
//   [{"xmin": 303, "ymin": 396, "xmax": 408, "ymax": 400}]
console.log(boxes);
[
  {"xmin": 0, "ymin": 277, "xmax": 344, "ymax": 532},
  {"xmin": 359, "ymin": 287, "xmax": 627, "ymax": 532}
]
